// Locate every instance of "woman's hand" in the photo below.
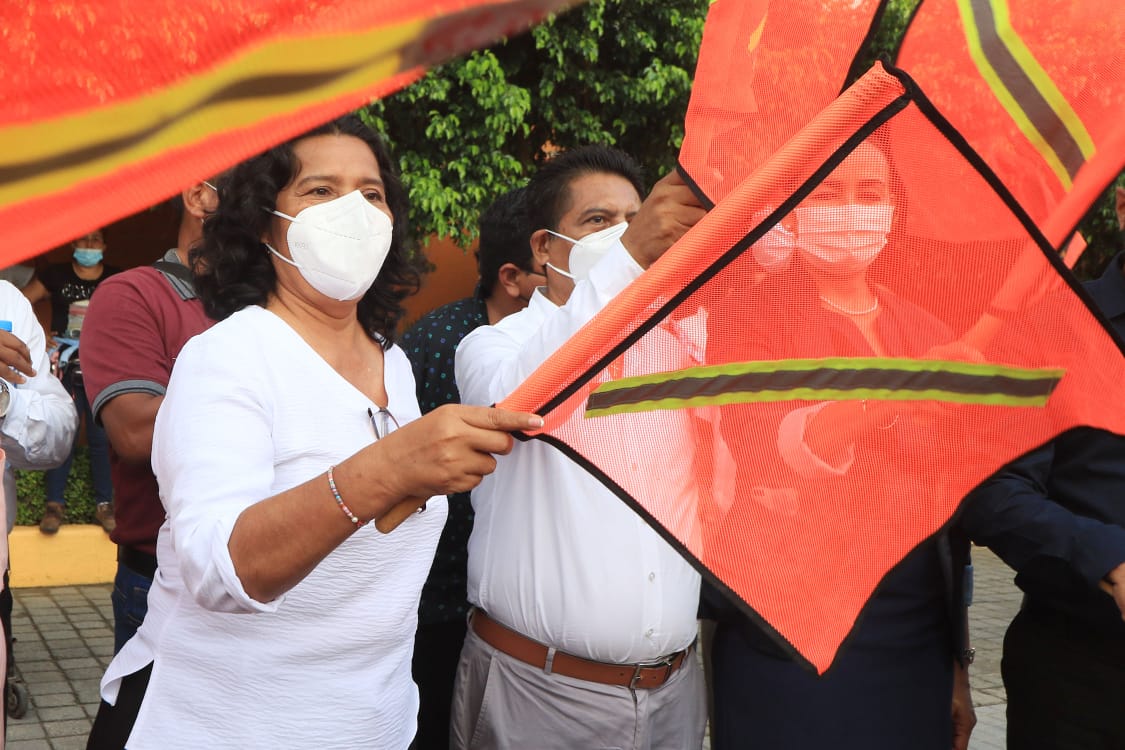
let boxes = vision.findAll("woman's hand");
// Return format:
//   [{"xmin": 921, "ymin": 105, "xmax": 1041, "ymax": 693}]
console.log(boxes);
[
  {"xmin": 229, "ymin": 405, "xmax": 542, "ymax": 603},
  {"xmin": 951, "ymin": 659, "xmax": 976, "ymax": 750},
  {"xmin": 365, "ymin": 405, "xmax": 542, "ymax": 532},
  {"xmin": 339, "ymin": 405, "xmax": 543, "ymax": 524},
  {"xmin": 925, "ymin": 340, "xmax": 986, "ymax": 364},
  {"xmin": 377, "ymin": 404, "xmax": 540, "ymax": 499}
]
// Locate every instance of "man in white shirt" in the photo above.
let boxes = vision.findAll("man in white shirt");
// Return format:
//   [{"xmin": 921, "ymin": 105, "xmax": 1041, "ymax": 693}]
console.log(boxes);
[
  {"xmin": 0, "ymin": 279, "xmax": 78, "ymax": 727},
  {"xmin": 0, "ymin": 281, "xmax": 79, "ymax": 526},
  {"xmin": 451, "ymin": 146, "xmax": 708, "ymax": 750}
]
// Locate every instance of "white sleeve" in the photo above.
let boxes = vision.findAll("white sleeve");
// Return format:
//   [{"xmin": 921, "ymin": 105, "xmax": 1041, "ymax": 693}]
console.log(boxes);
[
  {"xmin": 0, "ymin": 282, "xmax": 78, "ymax": 469},
  {"xmin": 151, "ymin": 331, "xmax": 282, "ymax": 615},
  {"xmin": 455, "ymin": 242, "xmax": 644, "ymax": 406}
]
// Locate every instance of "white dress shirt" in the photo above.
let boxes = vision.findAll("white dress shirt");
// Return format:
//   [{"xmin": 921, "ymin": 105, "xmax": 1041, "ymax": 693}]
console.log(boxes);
[
  {"xmin": 0, "ymin": 281, "xmax": 78, "ymax": 530},
  {"xmin": 100, "ymin": 306, "xmax": 447, "ymax": 750},
  {"xmin": 455, "ymin": 243, "xmax": 701, "ymax": 664}
]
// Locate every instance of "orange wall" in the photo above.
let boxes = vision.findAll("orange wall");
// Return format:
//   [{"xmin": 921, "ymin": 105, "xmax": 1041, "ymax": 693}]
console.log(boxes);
[{"xmin": 403, "ymin": 236, "xmax": 481, "ymax": 330}]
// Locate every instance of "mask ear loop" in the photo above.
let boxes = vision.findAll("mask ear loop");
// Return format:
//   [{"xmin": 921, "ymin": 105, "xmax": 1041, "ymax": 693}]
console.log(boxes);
[
  {"xmin": 544, "ymin": 228, "xmax": 580, "ymax": 245},
  {"xmin": 544, "ymin": 262, "xmax": 575, "ymax": 281},
  {"xmin": 261, "ymin": 206, "xmax": 297, "ymax": 262},
  {"xmin": 540, "ymin": 228, "xmax": 579, "ymax": 281},
  {"xmin": 266, "ymin": 207, "xmax": 299, "ymax": 222},
  {"xmin": 263, "ymin": 242, "xmax": 300, "ymax": 268}
]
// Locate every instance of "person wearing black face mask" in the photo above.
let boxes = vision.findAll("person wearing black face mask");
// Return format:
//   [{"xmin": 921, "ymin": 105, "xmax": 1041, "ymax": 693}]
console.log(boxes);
[
  {"xmin": 398, "ymin": 186, "xmax": 540, "ymax": 750},
  {"xmin": 23, "ymin": 228, "xmax": 121, "ymax": 535}
]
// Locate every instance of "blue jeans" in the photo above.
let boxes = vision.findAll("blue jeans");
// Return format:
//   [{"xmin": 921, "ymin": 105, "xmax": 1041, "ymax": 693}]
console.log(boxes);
[
  {"xmin": 111, "ymin": 562, "xmax": 152, "ymax": 654},
  {"xmin": 44, "ymin": 380, "xmax": 113, "ymax": 507}
]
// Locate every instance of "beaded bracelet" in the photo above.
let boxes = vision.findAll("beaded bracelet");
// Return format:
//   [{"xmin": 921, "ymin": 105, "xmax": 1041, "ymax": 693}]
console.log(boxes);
[{"xmin": 327, "ymin": 465, "xmax": 366, "ymax": 528}]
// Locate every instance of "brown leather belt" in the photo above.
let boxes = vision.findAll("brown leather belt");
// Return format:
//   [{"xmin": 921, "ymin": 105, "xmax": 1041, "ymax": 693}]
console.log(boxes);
[{"xmin": 469, "ymin": 608, "xmax": 690, "ymax": 689}]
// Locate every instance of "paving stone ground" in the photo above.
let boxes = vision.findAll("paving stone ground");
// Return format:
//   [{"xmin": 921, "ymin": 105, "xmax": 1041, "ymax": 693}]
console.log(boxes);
[
  {"xmin": 966, "ymin": 546, "xmax": 1023, "ymax": 750},
  {"xmin": 6, "ymin": 585, "xmax": 113, "ymax": 750},
  {"xmin": 4, "ymin": 545, "xmax": 1021, "ymax": 748}
]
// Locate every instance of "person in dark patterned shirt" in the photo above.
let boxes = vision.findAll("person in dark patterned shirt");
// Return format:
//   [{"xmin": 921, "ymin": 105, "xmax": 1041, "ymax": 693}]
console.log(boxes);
[{"xmin": 401, "ymin": 187, "xmax": 541, "ymax": 750}]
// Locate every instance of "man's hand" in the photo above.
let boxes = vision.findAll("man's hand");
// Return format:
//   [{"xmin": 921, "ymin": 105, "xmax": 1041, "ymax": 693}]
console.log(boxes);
[
  {"xmin": 0, "ymin": 329, "xmax": 36, "ymax": 384},
  {"xmin": 620, "ymin": 170, "xmax": 707, "ymax": 269},
  {"xmin": 1100, "ymin": 561, "xmax": 1125, "ymax": 621},
  {"xmin": 951, "ymin": 660, "xmax": 976, "ymax": 750}
]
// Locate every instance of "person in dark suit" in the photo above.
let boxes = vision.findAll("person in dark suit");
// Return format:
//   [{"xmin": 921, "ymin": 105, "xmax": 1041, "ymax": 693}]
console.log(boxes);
[{"xmin": 961, "ymin": 185, "xmax": 1125, "ymax": 750}]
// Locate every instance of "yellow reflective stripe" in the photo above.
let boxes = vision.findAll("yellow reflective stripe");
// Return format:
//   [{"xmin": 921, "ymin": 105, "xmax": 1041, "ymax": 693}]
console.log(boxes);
[
  {"xmin": 956, "ymin": 0, "xmax": 1071, "ymax": 188},
  {"xmin": 746, "ymin": 10, "xmax": 767, "ymax": 53},
  {"xmin": 990, "ymin": 0, "xmax": 1095, "ymax": 160},
  {"xmin": 585, "ymin": 357, "xmax": 1065, "ymax": 418},
  {"xmin": 0, "ymin": 20, "xmax": 423, "ymax": 206},
  {"xmin": 956, "ymin": 0, "xmax": 1096, "ymax": 189},
  {"xmin": 586, "ymin": 388, "xmax": 1055, "ymax": 419},
  {"xmin": 594, "ymin": 356, "xmax": 1063, "ymax": 393}
]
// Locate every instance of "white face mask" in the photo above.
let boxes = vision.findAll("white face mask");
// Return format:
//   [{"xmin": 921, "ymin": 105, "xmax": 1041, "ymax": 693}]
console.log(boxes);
[
  {"xmin": 264, "ymin": 190, "xmax": 394, "ymax": 301},
  {"xmin": 544, "ymin": 221, "xmax": 628, "ymax": 282},
  {"xmin": 795, "ymin": 203, "xmax": 893, "ymax": 275},
  {"xmin": 751, "ymin": 211, "xmax": 795, "ymax": 272}
]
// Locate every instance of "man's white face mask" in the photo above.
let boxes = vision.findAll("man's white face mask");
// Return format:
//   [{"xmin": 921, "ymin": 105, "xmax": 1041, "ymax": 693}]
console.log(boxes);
[
  {"xmin": 544, "ymin": 221, "xmax": 629, "ymax": 282},
  {"xmin": 263, "ymin": 190, "xmax": 394, "ymax": 301}
]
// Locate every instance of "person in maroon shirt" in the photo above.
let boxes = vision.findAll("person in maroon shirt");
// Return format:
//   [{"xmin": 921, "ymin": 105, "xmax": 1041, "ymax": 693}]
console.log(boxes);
[{"xmin": 81, "ymin": 180, "xmax": 218, "ymax": 652}]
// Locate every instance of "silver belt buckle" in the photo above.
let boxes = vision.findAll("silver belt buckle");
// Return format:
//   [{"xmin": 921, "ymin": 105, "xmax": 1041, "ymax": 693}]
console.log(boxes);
[{"xmin": 629, "ymin": 654, "xmax": 676, "ymax": 689}]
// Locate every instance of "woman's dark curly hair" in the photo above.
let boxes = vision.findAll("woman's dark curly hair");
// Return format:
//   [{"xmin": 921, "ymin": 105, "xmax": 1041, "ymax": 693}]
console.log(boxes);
[{"xmin": 191, "ymin": 115, "xmax": 421, "ymax": 347}]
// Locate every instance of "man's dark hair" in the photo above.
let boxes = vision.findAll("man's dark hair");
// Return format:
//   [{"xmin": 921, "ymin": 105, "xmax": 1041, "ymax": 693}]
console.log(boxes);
[
  {"xmin": 191, "ymin": 115, "xmax": 420, "ymax": 347},
  {"xmin": 526, "ymin": 145, "xmax": 645, "ymax": 233},
  {"xmin": 476, "ymin": 187, "xmax": 532, "ymax": 298}
]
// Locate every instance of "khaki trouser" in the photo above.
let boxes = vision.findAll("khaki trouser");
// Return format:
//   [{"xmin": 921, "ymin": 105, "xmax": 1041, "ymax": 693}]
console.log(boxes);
[{"xmin": 450, "ymin": 627, "xmax": 706, "ymax": 750}]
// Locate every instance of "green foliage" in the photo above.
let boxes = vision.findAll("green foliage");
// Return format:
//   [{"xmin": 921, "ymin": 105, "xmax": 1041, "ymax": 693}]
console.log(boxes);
[
  {"xmin": 365, "ymin": 0, "xmax": 707, "ymax": 248},
  {"xmin": 1074, "ymin": 175, "xmax": 1125, "ymax": 280},
  {"xmin": 515, "ymin": 0, "xmax": 702, "ymax": 168},
  {"xmin": 369, "ymin": 0, "xmax": 1120, "ymax": 273},
  {"xmin": 860, "ymin": 0, "xmax": 922, "ymax": 72},
  {"xmin": 363, "ymin": 50, "xmax": 532, "ymax": 247},
  {"xmin": 14, "ymin": 446, "xmax": 98, "ymax": 526}
]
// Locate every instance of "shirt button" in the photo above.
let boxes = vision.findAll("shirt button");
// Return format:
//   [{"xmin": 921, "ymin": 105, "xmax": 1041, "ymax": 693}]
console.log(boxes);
[
  {"xmin": 648, "ymin": 572, "xmax": 656, "ymax": 582},
  {"xmin": 645, "ymin": 628, "xmax": 654, "ymax": 638}
]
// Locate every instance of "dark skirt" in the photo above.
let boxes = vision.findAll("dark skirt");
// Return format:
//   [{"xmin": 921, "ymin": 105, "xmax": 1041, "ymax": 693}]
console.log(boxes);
[{"xmin": 710, "ymin": 544, "xmax": 954, "ymax": 750}]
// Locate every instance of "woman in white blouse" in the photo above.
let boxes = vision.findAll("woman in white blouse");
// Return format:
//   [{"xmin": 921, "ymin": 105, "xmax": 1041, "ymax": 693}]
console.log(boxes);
[{"xmin": 86, "ymin": 116, "xmax": 540, "ymax": 750}]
